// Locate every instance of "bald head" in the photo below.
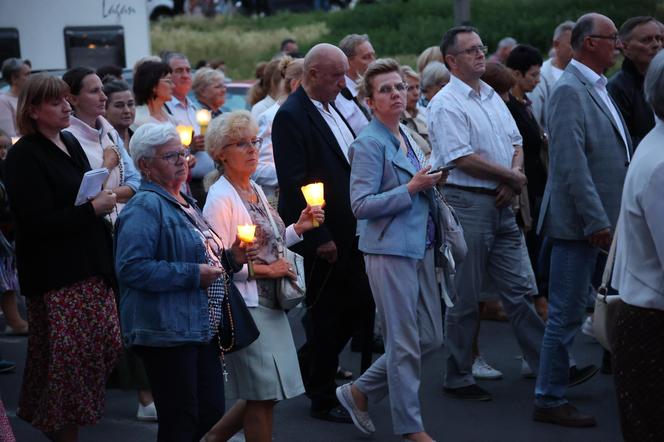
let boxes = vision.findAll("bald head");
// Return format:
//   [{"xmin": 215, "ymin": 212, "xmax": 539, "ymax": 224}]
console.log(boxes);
[
  {"xmin": 303, "ymin": 43, "xmax": 348, "ymax": 103},
  {"xmin": 571, "ymin": 12, "xmax": 619, "ymax": 73}
]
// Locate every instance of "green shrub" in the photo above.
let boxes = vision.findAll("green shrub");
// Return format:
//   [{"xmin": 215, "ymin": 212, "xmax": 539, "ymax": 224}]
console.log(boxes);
[{"xmin": 152, "ymin": 0, "xmax": 659, "ymax": 79}]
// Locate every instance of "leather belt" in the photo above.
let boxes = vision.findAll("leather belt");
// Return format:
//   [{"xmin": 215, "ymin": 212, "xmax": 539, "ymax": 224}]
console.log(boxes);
[{"xmin": 445, "ymin": 183, "xmax": 496, "ymax": 196}]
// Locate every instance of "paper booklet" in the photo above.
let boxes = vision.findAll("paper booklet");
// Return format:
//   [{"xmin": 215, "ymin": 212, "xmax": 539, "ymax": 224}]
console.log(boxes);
[{"xmin": 75, "ymin": 168, "xmax": 109, "ymax": 206}]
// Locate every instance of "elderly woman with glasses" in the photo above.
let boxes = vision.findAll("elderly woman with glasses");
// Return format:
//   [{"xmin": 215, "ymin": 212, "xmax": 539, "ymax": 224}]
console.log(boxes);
[
  {"xmin": 0, "ymin": 58, "xmax": 31, "ymax": 137},
  {"xmin": 337, "ymin": 59, "xmax": 446, "ymax": 442},
  {"xmin": 201, "ymin": 110, "xmax": 323, "ymax": 442},
  {"xmin": 114, "ymin": 123, "xmax": 251, "ymax": 442}
]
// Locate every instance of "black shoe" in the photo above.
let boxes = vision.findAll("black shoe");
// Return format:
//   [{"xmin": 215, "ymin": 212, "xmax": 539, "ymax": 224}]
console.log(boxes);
[
  {"xmin": 0, "ymin": 360, "xmax": 16, "ymax": 374},
  {"xmin": 533, "ymin": 403, "xmax": 597, "ymax": 427},
  {"xmin": 443, "ymin": 384, "xmax": 492, "ymax": 401},
  {"xmin": 569, "ymin": 365, "xmax": 599, "ymax": 388},
  {"xmin": 310, "ymin": 405, "xmax": 353, "ymax": 423}
]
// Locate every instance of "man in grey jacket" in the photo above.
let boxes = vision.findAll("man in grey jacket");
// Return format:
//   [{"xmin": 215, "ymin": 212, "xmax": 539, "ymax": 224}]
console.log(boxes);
[{"xmin": 534, "ymin": 13, "xmax": 633, "ymax": 428}]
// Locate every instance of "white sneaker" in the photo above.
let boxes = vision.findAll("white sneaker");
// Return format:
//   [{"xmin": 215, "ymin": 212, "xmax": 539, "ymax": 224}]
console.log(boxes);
[
  {"xmin": 581, "ymin": 316, "xmax": 595, "ymax": 338},
  {"xmin": 521, "ymin": 358, "xmax": 536, "ymax": 379},
  {"xmin": 137, "ymin": 402, "xmax": 158, "ymax": 422},
  {"xmin": 472, "ymin": 356, "xmax": 503, "ymax": 380}
]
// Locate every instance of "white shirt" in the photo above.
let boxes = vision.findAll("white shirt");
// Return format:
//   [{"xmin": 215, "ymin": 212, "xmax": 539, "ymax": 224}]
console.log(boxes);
[
  {"xmin": 334, "ymin": 75, "xmax": 370, "ymax": 136},
  {"xmin": 551, "ymin": 64, "xmax": 564, "ymax": 83},
  {"xmin": 427, "ymin": 75, "xmax": 522, "ymax": 189},
  {"xmin": 252, "ymin": 102, "xmax": 280, "ymax": 194},
  {"xmin": 167, "ymin": 96, "xmax": 200, "ymax": 133},
  {"xmin": 570, "ymin": 59, "xmax": 630, "ymax": 160},
  {"xmin": 251, "ymin": 95, "xmax": 276, "ymax": 120},
  {"xmin": 309, "ymin": 97, "xmax": 354, "ymax": 162}
]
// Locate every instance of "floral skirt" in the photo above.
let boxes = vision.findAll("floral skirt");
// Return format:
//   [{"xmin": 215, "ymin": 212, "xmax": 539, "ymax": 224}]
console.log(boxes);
[
  {"xmin": 17, "ymin": 276, "xmax": 122, "ymax": 433},
  {"xmin": 0, "ymin": 399, "xmax": 15, "ymax": 442}
]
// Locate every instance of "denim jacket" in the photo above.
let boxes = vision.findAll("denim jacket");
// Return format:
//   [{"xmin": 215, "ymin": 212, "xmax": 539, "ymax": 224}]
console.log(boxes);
[{"xmin": 115, "ymin": 181, "xmax": 234, "ymax": 347}]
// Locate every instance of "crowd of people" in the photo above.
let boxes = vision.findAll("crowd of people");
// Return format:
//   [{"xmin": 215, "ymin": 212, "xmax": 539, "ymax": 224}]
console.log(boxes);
[{"xmin": 0, "ymin": 10, "xmax": 663, "ymax": 442}]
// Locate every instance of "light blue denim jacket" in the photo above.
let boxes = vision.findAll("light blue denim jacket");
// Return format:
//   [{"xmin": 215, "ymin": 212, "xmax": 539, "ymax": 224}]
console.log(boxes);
[
  {"xmin": 115, "ymin": 181, "xmax": 235, "ymax": 347},
  {"xmin": 349, "ymin": 119, "xmax": 436, "ymax": 260}
]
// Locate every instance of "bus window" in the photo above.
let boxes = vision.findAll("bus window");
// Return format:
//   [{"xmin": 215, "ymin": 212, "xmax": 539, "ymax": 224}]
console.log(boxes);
[
  {"xmin": 64, "ymin": 26, "xmax": 126, "ymax": 69},
  {"xmin": 0, "ymin": 28, "xmax": 21, "ymax": 67}
]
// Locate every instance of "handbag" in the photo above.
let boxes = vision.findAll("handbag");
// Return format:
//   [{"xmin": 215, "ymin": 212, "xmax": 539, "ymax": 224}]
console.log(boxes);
[
  {"xmin": 433, "ymin": 186, "xmax": 468, "ymax": 266},
  {"xmin": 592, "ymin": 227, "xmax": 621, "ymax": 352},
  {"xmin": 254, "ymin": 183, "xmax": 306, "ymax": 309},
  {"xmin": 216, "ymin": 273, "xmax": 260, "ymax": 354}
]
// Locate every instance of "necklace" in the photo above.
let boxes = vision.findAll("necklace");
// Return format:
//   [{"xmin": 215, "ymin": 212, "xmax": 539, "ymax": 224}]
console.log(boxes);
[{"xmin": 230, "ymin": 181, "xmax": 257, "ymax": 203}]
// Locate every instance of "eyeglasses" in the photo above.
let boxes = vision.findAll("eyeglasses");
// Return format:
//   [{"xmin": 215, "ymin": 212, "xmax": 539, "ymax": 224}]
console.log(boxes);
[
  {"xmin": 222, "ymin": 138, "xmax": 263, "ymax": 150},
  {"xmin": 451, "ymin": 45, "xmax": 488, "ymax": 56},
  {"xmin": 376, "ymin": 82, "xmax": 407, "ymax": 95},
  {"xmin": 588, "ymin": 34, "xmax": 619, "ymax": 43},
  {"xmin": 150, "ymin": 148, "xmax": 190, "ymax": 164}
]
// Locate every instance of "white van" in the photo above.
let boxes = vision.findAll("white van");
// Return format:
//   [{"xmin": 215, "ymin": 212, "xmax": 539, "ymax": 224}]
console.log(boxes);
[{"xmin": 0, "ymin": 0, "xmax": 155, "ymax": 71}]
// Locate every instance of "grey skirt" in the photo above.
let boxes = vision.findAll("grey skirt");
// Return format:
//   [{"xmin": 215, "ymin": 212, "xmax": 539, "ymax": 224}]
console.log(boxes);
[{"xmin": 224, "ymin": 305, "xmax": 305, "ymax": 401}]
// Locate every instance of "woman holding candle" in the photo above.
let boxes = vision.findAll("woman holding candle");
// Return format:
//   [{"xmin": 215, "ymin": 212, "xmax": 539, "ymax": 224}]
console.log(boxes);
[
  {"xmin": 5, "ymin": 73, "xmax": 121, "ymax": 442},
  {"xmin": 338, "ymin": 59, "xmax": 446, "ymax": 442},
  {"xmin": 114, "ymin": 122, "xmax": 252, "ymax": 442},
  {"xmin": 62, "ymin": 67, "xmax": 141, "ymax": 220},
  {"xmin": 201, "ymin": 110, "xmax": 324, "ymax": 442}
]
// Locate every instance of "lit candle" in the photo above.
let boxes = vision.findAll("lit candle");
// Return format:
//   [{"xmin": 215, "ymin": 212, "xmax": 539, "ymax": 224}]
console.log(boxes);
[
  {"xmin": 237, "ymin": 224, "xmax": 256, "ymax": 277},
  {"xmin": 176, "ymin": 125, "xmax": 193, "ymax": 147},
  {"xmin": 10, "ymin": 137, "xmax": 20, "ymax": 145},
  {"xmin": 196, "ymin": 109, "xmax": 212, "ymax": 136},
  {"xmin": 301, "ymin": 182, "xmax": 325, "ymax": 227}
]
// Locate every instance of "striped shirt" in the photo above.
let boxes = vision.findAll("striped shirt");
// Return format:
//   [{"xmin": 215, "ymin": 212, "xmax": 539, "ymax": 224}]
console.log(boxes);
[{"xmin": 427, "ymin": 74, "xmax": 522, "ymax": 189}]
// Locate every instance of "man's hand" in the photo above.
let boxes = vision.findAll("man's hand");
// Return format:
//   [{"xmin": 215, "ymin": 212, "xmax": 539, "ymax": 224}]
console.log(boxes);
[
  {"xmin": 495, "ymin": 184, "xmax": 515, "ymax": 208},
  {"xmin": 507, "ymin": 168, "xmax": 527, "ymax": 193},
  {"xmin": 316, "ymin": 240, "xmax": 338, "ymax": 264},
  {"xmin": 588, "ymin": 228, "xmax": 612, "ymax": 248},
  {"xmin": 191, "ymin": 135, "xmax": 205, "ymax": 153}
]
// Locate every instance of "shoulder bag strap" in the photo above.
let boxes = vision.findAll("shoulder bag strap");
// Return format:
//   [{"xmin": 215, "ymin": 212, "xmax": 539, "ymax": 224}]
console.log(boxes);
[
  {"xmin": 252, "ymin": 182, "xmax": 285, "ymax": 248},
  {"xmin": 598, "ymin": 223, "xmax": 619, "ymax": 299}
]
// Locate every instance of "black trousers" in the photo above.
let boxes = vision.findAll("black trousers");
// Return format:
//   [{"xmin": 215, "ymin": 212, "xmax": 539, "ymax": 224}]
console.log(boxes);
[
  {"xmin": 613, "ymin": 301, "xmax": 664, "ymax": 442},
  {"xmin": 136, "ymin": 340, "xmax": 224, "ymax": 442},
  {"xmin": 299, "ymin": 244, "xmax": 374, "ymax": 412}
]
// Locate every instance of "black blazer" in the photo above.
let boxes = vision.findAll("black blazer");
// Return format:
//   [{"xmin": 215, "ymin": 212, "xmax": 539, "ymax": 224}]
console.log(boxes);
[
  {"xmin": 272, "ymin": 86, "xmax": 357, "ymax": 261},
  {"xmin": 5, "ymin": 131, "xmax": 114, "ymax": 296}
]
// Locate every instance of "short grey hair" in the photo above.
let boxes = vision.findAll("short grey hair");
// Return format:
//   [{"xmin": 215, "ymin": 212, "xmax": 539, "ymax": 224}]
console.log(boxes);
[
  {"xmin": 421, "ymin": 61, "xmax": 449, "ymax": 92},
  {"xmin": 553, "ymin": 20, "xmax": 576, "ymax": 41},
  {"xmin": 1, "ymin": 58, "xmax": 27, "ymax": 85},
  {"xmin": 339, "ymin": 34, "xmax": 370, "ymax": 58},
  {"xmin": 497, "ymin": 37, "xmax": 517, "ymax": 49},
  {"xmin": 644, "ymin": 50, "xmax": 664, "ymax": 120},
  {"xmin": 571, "ymin": 15, "xmax": 596, "ymax": 51},
  {"xmin": 163, "ymin": 52, "xmax": 188, "ymax": 65},
  {"xmin": 205, "ymin": 110, "xmax": 258, "ymax": 163},
  {"xmin": 129, "ymin": 123, "xmax": 180, "ymax": 171},
  {"xmin": 192, "ymin": 68, "xmax": 225, "ymax": 101}
]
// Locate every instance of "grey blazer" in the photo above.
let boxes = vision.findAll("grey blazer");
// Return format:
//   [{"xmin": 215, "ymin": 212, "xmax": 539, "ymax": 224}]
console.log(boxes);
[{"xmin": 537, "ymin": 63, "xmax": 633, "ymax": 240}]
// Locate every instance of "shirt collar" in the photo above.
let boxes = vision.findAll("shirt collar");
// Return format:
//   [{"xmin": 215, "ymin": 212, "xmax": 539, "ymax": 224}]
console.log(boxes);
[
  {"xmin": 448, "ymin": 74, "xmax": 495, "ymax": 100},
  {"xmin": 310, "ymin": 97, "xmax": 333, "ymax": 113},
  {"xmin": 169, "ymin": 95, "xmax": 193, "ymax": 110},
  {"xmin": 570, "ymin": 59, "xmax": 608, "ymax": 89},
  {"xmin": 345, "ymin": 75, "xmax": 359, "ymax": 97}
]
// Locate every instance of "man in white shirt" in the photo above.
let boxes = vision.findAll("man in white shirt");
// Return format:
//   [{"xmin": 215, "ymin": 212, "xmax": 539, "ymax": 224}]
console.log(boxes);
[
  {"xmin": 335, "ymin": 34, "xmax": 376, "ymax": 135},
  {"xmin": 428, "ymin": 26, "xmax": 547, "ymax": 404},
  {"xmin": 529, "ymin": 21, "xmax": 576, "ymax": 131},
  {"xmin": 163, "ymin": 53, "xmax": 215, "ymax": 205},
  {"xmin": 534, "ymin": 13, "xmax": 632, "ymax": 427}
]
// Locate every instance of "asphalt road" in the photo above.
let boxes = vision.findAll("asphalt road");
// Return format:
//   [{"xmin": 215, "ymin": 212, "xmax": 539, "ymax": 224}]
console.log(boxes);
[{"xmin": 1, "ymin": 306, "xmax": 621, "ymax": 442}]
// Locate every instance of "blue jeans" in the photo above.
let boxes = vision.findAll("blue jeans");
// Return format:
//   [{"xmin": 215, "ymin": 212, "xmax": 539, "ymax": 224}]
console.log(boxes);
[{"xmin": 535, "ymin": 239, "xmax": 598, "ymax": 407}]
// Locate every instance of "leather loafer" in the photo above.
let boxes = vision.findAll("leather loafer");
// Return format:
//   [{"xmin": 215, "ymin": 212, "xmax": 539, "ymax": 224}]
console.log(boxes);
[
  {"xmin": 569, "ymin": 365, "xmax": 599, "ymax": 388},
  {"xmin": 533, "ymin": 403, "xmax": 597, "ymax": 427},
  {"xmin": 310, "ymin": 405, "xmax": 352, "ymax": 424},
  {"xmin": 443, "ymin": 384, "xmax": 492, "ymax": 401}
]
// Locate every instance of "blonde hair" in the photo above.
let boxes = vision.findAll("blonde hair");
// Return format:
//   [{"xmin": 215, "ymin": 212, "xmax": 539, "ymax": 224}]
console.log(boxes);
[
  {"xmin": 17, "ymin": 74, "xmax": 69, "ymax": 136},
  {"xmin": 416, "ymin": 46, "xmax": 443, "ymax": 73},
  {"xmin": 279, "ymin": 57, "xmax": 304, "ymax": 94},
  {"xmin": 192, "ymin": 67, "xmax": 226, "ymax": 101},
  {"xmin": 205, "ymin": 110, "xmax": 259, "ymax": 185},
  {"xmin": 360, "ymin": 58, "xmax": 402, "ymax": 98},
  {"xmin": 400, "ymin": 65, "xmax": 420, "ymax": 82}
]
